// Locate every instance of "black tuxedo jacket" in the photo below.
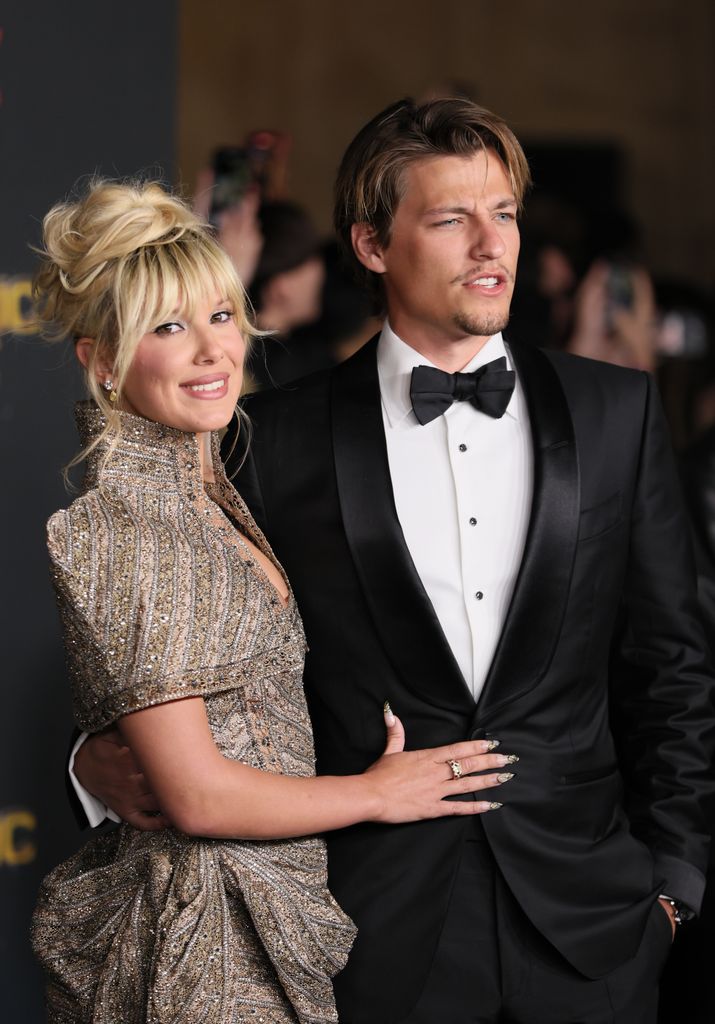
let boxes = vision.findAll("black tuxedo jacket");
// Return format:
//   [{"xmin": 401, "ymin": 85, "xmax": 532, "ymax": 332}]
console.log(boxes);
[{"xmin": 228, "ymin": 336, "xmax": 715, "ymax": 1024}]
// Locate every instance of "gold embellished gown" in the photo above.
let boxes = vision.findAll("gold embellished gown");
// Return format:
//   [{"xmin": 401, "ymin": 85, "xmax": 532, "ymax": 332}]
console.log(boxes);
[{"xmin": 32, "ymin": 403, "xmax": 356, "ymax": 1024}]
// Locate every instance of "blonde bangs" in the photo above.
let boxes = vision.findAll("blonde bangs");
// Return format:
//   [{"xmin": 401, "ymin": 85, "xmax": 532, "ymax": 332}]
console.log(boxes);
[{"xmin": 110, "ymin": 231, "xmax": 254, "ymax": 391}]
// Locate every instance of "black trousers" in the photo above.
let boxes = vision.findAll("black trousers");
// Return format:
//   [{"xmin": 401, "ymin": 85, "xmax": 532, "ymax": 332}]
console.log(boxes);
[{"xmin": 398, "ymin": 826, "xmax": 673, "ymax": 1024}]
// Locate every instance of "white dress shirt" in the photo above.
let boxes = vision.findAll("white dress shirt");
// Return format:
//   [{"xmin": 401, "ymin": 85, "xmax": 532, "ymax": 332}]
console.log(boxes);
[
  {"xmin": 69, "ymin": 732, "xmax": 120, "ymax": 826},
  {"xmin": 71, "ymin": 323, "xmax": 534, "ymax": 823},
  {"xmin": 378, "ymin": 323, "xmax": 533, "ymax": 700}
]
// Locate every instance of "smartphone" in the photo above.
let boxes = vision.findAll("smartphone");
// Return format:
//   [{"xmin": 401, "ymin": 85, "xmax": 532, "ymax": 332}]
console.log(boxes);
[
  {"xmin": 604, "ymin": 263, "xmax": 635, "ymax": 332},
  {"xmin": 209, "ymin": 132, "xmax": 284, "ymax": 224},
  {"xmin": 209, "ymin": 147, "xmax": 253, "ymax": 224},
  {"xmin": 607, "ymin": 263, "xmax": 634, "ymax": 308}
]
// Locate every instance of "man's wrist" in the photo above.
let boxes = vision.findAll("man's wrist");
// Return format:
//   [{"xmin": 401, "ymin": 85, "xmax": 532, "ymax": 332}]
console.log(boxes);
[
  {"xmin": 69, "ymin": 733, "xmax": 120, "ymax": 827},
  {"xmin": 659, "ymin": 893, "xmax": 695, "ymax": 926}
]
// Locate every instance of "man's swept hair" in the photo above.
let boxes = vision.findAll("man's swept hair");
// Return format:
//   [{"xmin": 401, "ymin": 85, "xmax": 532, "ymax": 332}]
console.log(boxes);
[{"xmin": 333, "ymin": 97, "xmax": 531, "ymax": 303}]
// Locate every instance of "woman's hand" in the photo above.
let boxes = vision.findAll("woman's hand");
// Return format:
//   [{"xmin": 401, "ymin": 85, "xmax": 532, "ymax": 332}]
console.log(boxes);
[{"xmin": 361, "ymin": 703, "xmax": 516, "ymax": 824}]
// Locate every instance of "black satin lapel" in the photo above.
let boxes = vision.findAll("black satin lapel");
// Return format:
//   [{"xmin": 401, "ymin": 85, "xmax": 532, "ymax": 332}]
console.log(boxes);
[
  {"xmin": 331, "ymin": 337, "xmax": 474, "ymax": 714},
  {"xmin": 476, "ymin": 342, "xmax": 580, "ymax": 720}
]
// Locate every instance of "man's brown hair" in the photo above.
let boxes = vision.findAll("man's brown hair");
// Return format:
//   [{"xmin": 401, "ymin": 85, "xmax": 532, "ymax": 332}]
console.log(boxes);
[{"xmin": 333, "ymin": 97, "xmax": 531, "ymax": 303}]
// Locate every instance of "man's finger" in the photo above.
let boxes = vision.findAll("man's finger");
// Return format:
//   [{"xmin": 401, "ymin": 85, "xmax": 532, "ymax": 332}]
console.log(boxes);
[
  {"xmin": 123, "ymin": 811, "xmax": 170, "ymax": 832},
  {"xmin": 134, "ymin": 793, "xmax": 162, "ymax": 813},
  {"xmin": 125, "ymin": 769, "xmax": 149, "ymax": 786},
  {"xmin": 97, "ymin": 736, "xmax": 128, "ymax": 754}
]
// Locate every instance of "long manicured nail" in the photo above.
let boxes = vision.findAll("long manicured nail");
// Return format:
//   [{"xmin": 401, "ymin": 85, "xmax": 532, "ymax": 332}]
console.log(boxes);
[
  {"xmin": 488, "ymin": 802, "xmax": 503, "ymax": 810},
  {"xmin": 383, "ymin": 700, "xmax": 395, "ymax": 726},
  {"xmin": 496, "ymin": 772, "xmax": 515, "ymax": 783},
  {"xmin": 485, "ymin": 738, "xmax": 500, "ymax": 751},
  {"xmin": 495, "ymin": 753, "xmax": 519, "ymax": 767}
]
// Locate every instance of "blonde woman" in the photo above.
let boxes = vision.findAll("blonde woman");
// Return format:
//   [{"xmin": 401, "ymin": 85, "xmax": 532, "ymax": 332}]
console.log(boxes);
[{"xmin": 31, "ymin": 180, "xmax": 511, "ymax": 1024}]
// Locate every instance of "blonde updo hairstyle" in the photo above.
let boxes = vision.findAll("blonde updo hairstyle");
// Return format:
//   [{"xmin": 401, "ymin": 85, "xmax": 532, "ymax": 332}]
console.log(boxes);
[{"xmin": 33, "ymin": 178, "xmax": 255, "ymax": 466}]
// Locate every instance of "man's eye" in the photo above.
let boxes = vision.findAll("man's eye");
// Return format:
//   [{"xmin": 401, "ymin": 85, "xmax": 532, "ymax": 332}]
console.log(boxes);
[
  {"xmin": 434, "ymin": 218, "xmax": 461, "ymax": 227},
  {"xmin": 495, "ymin": 212, "xmax": 515, "ymax": 223},
  {"xmin": 154, "ymin": 322, "xmax": 183, "ymax": 336}
]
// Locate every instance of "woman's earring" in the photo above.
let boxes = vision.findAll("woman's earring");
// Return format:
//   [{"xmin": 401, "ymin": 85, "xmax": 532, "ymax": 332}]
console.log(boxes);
[{"xmin": 102, "ymin": 380, "xmax": 118, "ymax": 403}]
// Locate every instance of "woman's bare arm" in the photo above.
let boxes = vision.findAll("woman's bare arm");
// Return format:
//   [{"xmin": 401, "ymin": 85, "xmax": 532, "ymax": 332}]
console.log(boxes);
[{"xmin": 110, "ymin": 696, "xmax": 512, "ymax": 839}]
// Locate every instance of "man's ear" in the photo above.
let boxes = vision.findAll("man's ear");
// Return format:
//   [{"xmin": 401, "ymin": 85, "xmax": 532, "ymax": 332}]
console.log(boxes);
[
  {"xmin": 75, "ymin": 337, "xmax": 113, "ymax": 382},
  {"xmin": 351, "ymin": 223, "xmax": 387, "ymax": 275}
]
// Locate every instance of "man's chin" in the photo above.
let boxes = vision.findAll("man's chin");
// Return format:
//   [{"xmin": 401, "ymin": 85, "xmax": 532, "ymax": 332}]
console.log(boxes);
[{"xmin": 452, "ymin": 310, "xmax": 510, "ymax": 339}]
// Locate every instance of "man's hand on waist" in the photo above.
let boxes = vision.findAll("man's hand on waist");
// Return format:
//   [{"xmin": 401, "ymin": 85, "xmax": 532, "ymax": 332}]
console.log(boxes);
[{"xmin": 75, "ymin": 727, "xmax": 168, "ymax": 831}]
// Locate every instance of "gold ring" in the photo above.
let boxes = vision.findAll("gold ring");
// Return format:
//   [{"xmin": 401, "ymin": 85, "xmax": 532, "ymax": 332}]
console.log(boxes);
[{"xmin": 447, "ymin": 759, "xmax": 462, "ymax": 780}]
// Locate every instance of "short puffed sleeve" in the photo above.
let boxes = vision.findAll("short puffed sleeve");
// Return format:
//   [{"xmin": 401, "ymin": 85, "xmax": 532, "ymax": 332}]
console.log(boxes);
[{"xmin": 46, "ymin": 490, "xmax": 296, "ymax": 732}]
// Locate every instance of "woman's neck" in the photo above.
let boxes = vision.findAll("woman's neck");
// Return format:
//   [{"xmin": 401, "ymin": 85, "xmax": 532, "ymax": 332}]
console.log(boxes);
[{"xmin": 197, "ymin": 431, "xmax": 215, "ymax": 482}]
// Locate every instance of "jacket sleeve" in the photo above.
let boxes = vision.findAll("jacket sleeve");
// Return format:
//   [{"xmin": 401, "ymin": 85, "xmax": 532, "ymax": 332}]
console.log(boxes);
[
  {"xmin": 610, "ymin": 373, "xmax": 715, "ymax": 914},
  {"xmin": 224, "ymin": 406, "xmax": 271, "ymax": 537}
]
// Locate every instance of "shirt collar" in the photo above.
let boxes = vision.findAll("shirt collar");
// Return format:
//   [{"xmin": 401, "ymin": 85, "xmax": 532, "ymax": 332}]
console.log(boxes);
[{"xmin": 377, "ymin": 321, "xmax": 521, "ymax": 428}]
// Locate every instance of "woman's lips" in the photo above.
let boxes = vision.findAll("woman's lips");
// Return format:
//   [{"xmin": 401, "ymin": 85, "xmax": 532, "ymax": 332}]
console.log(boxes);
[{"xmin": 180, "ymin": 374, "xmax": 229, "ymax": 399}]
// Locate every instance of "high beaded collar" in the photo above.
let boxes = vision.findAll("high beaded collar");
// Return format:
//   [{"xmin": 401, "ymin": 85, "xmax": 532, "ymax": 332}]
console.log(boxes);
[{"xmin": 75, "ymin": 400, "xmax": 228, "ymax": 498}]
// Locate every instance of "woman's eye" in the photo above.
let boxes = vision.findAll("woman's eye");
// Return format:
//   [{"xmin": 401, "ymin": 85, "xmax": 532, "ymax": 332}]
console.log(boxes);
[
  {"xmin": 211, "ymin": 309, "xmax": 234, "ymax": 323},
  {"xmin": 154, "ymin": 321, "xmax": 183, "ymax": 336}
]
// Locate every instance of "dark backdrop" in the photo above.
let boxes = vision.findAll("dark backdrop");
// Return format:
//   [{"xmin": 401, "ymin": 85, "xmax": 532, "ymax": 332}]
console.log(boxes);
[{"xmin": 0, "ymin": 3, "xmax": 176, "ymax": 1018}]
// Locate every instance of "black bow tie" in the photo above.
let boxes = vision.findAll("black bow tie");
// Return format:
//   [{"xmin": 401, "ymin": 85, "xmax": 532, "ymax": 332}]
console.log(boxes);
[{"xmin": 410, "ymin": 357, "xmax": 516, "ymax": 426}]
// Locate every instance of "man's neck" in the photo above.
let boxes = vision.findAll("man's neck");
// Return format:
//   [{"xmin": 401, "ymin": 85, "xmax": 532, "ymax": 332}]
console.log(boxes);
[{"xmin": 385, "ymin": 321, "xmax": 494, "ymax": 373}]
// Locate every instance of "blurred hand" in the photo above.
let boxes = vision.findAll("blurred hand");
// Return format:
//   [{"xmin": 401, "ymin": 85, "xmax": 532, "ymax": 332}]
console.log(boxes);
[
  {"xmin": 216, "ymin": 190, "xmax": 264, "ymax": 288},
  {"xmin": 194, "ymin": 169, "xmax": 264, "ymax": 287},
  {"xmin": 569, "ymin": 261, "xmax": 657, "ymax": 372},
  {"xmin": 610, "ymin": 266, "xmax": 657, "ymax": 372},
  {"xmin": 75, "ymin": 728, "xmax": 168, "ymax": 831}
]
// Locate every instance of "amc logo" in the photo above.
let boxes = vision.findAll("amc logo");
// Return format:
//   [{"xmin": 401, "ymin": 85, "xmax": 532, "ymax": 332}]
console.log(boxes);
[
  {"xmin": 0, "ymin": 276, "xmax": 36, "ymax": 334},
  {"xmin": 0, "ymin": 808, "xmax": 37, "ymax": 866}
]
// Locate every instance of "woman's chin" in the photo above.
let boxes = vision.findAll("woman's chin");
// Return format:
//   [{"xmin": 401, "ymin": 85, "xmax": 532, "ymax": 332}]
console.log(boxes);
[{"xmin": 131, "ymin": 396, "xmax": 240, "ymax": 435}]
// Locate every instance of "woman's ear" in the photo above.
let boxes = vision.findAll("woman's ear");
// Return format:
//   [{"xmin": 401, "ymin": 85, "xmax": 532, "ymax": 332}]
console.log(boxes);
[
  {"xmin": 351, "ymin": 223, "xmax": 387, "ymax": 275},
  {"xmin": 75, "ymin": 337, "xmax": 113, "ymax": 382}
]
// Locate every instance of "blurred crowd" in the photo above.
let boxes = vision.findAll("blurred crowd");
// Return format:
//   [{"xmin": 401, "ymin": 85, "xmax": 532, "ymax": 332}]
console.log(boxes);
[{"xmin": 198, "ymin": 127, "xmax": 715, "ymax": 449}]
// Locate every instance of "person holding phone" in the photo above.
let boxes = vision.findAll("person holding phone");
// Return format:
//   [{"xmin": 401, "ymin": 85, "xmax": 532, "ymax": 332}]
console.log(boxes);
[
  {"xmin": 30, "ymin": 179, "xmax": 511, "ymax": 1023},
  {"xmin": 568, "ymin": 258, "xmax": 658, "ymax": 371}
]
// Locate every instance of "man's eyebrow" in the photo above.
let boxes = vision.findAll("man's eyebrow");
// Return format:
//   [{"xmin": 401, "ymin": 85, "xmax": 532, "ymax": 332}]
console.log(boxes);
[
  {"xmin": 423, "ymin": 197, "xmax": 517, "ymax": 216},
  {"xmin": 424, "ymin": 204, "xmax": 473, "ymax": 216}
]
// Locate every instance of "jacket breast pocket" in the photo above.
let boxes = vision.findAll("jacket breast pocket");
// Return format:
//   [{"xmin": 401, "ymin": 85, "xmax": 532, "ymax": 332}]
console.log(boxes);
[
  {"xmin": 578, "ymin": 491, "xmax": 622, "ymax": 543},
  {"xmin": 555, "ymin": 766, "xmax": 623, "ymax": 840},
  {"xmin": 559, "ymin": 763, "xmax": 619, "ymax": 785}
]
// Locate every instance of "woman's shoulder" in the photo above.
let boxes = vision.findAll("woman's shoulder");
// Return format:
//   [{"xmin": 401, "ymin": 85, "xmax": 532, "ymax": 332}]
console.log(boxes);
[
  {"xmin": 46, "ymin": 486, "xmax": 146, "ymax": 574},
  {"xmin": 47, "ymin": 490, "xmax": 98, "ymax": 567}
]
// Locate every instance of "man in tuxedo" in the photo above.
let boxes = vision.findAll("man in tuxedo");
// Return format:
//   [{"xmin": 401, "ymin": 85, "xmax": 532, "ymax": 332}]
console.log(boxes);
[{"xmin": 75, "ymin": 98, "xmax": 715, "ymax": 1023}]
